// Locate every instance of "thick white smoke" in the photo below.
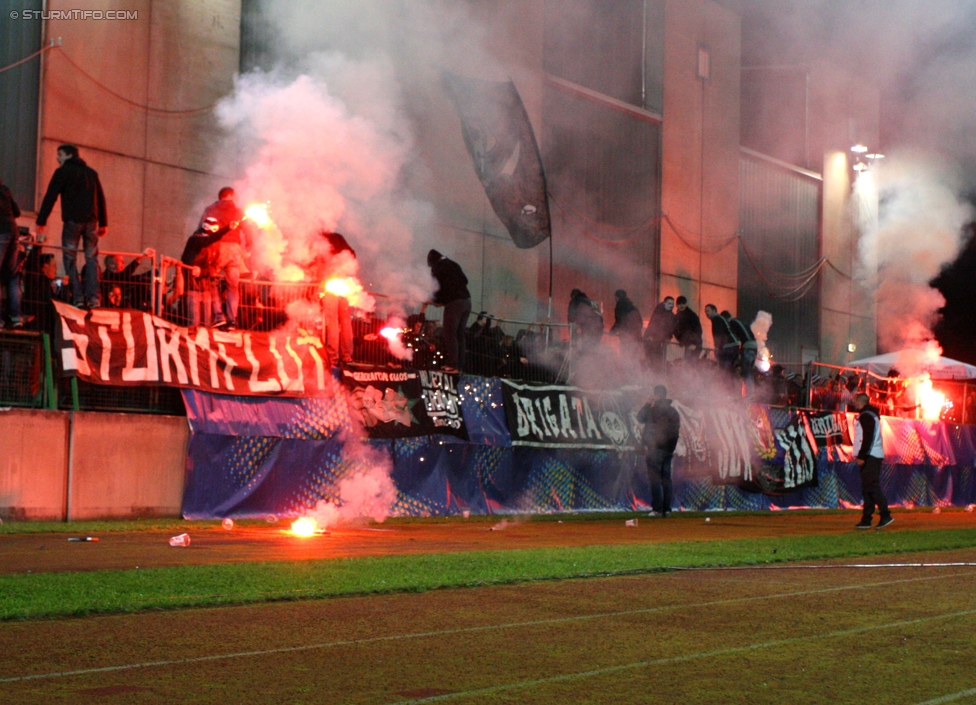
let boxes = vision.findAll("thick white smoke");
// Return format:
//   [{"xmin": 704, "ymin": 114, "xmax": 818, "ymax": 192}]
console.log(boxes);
[
  {"xmin": 213, "ymin": 63, "xmax": 434, "ymax": 306},
  {"xmin": 854, "ymin": 152, "xmax": 972, "ymax": 363},
  {"xmin": 750, "ymin": 311, "xmax": 773, "ymax": 363},
  {"xmin": 305, "ymin": 429, "xmax": 398, "ymax": 530}
]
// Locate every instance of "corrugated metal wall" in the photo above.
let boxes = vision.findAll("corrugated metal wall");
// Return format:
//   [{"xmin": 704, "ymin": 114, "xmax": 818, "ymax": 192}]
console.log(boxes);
[
  {"xmin": 0, "ymin": 0, "xmax": 43, "ymax": 211},
  {"xmin": 738, "ymin": 154, "xmax": 821, "ymax": 364}
]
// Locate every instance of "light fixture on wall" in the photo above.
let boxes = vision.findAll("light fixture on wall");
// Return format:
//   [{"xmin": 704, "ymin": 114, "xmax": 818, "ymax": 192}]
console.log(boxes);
[
  {"xmin": 850, "ymin": 144, "xmax": 884, "ymax": 174},
  {"xmin": 847, "ymin": 343, "xmax": 857, "ymax": 353}
]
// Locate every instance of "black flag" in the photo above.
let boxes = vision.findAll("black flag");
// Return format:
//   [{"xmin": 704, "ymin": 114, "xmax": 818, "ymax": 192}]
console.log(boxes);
[{"xmin": 442, "ymin": 73, "xmax": 551, "ymax": 249}]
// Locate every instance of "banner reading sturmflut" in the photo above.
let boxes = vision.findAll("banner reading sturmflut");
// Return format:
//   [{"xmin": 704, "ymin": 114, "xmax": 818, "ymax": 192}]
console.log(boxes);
[
  {"xmin": 340, "ymin": 367, "xmax": 468, "ymax": 440},
  {"xmin": 500, "ymin": 380, "xmax": 638, "ymax": 451},
  {"xmin": 55, "ymin": 302, "xmax": 334, "ymax": 396}
]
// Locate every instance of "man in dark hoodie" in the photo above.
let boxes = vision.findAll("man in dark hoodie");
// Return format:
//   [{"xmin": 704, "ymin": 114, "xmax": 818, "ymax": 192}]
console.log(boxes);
[
  {"xmin": 705, "ymin": 304, "xmax": 736, "ymax": 372},
  {"xmin": 637, "ymin": 384, "xmax": 681, "ymax": 517},
  {"xmin": 672, "ymin": 296, "xmax": 702, "ymax": 359},
  {"xmin": 180, "ymin": 216, "xmax": 237, "ymax": 326},
  {"xmin": 852, "ymin": 392, "xmax": 893, "ymax": 530},
  {"xmin": 609, "ymin": 289, "xmax": 643, "ymax": 346},
  {"xmin": 0, "ymin": 177, "xmax": 23, "ymax": 328},
  {"xmin": 568, "ymin": 288, "xmax": 604, "ymax": 350},
  {"xmin": 36, "ymin": 144, "xmax": 108, "ymax": 309},
  {"xmin": 428, "ymin": 249, "xmax": 471, "ymax": 372},
  {"xmin": 643, "ymin": 295, "xmax": 675, "ymax": 369}
]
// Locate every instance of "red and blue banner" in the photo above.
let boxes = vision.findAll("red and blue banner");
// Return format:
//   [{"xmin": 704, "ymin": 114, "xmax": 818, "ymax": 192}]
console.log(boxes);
[{"xmin": 180, "ymin": 377, "xmax": 976, "ymax": 519}]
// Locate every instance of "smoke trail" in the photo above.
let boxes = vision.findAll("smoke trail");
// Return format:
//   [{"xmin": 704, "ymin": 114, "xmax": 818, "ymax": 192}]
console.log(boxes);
[
  {"xmin": 854, "ymin": 152, "xmax": 972, "ymax": 363},
  {"xmin": 751, "ymin": 311, "xmax": 773, "ymax": 364},
  {"xmin": 306, "ymin": 429, "xmax": 398, "ymax": 530}
]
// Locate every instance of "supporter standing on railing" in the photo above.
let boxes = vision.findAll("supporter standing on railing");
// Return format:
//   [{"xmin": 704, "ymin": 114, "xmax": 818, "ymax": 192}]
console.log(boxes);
[
  {"xmin": 643, "ymin": 296, "xmax": 675, "ymax": 370},
  {"xmin": 180, "ymin": 216, "xmax": 236, "ymax": 326},
  {"xmin": 852, "ymin": 392, "xmax": 894, "ymax": 530},
  {"xmin": 725, "ymin": 311, "xmax": 758, "ymax": 396},
  {"xmin": 610, "ymin": 289, "xmax": 643, "ymax": 348},
  {"xmin": 35, "ymin": 144, "xmax": 108, "ymax": 309},
  {"xmin": 427, "ymin": 249, "xmax": 471, "ymax": 372},
  {"xmin": 199, "ymin": 187, "xmax": 249, "ymax": 331},
  {"xmin": 0, "ymin": 177, "xmax": 23, "ymax": 329},
  {"xmin": 673, "ymin": 296, "xmax": 702, "ymax": 360},
  {"xmin": 568, "ymin": 288, "xmax": 604, "ymax": 350},
  {"xmin": 705, "ymin": 304, "xmax": 736, "ymax": 373}
]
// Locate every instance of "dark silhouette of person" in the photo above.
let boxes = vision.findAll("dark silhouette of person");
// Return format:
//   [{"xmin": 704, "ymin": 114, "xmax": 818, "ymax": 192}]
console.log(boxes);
[
  {"xmin": 637, "ymin": 384, "xmax": 681, "ymax": 517},
  {"xmin": 428, "ymin": 249, "xmax": 471, "ymax": 372}
]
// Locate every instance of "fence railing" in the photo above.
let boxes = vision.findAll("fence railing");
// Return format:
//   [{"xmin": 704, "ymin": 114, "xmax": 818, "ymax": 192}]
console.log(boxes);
[
  {"xmin": 5, "ymin": 231, "xmax": 976, "ymax": 420},
  {"xmin": 805, "ymin": 361, "xmax": 976, "ymax": 424}
]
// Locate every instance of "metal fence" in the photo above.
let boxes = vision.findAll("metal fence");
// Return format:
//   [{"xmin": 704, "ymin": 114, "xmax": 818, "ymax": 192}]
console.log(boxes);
[
  {"xmin": 5, "ymin": 230, "xmax": 974, "ymax": 420},
  {"xmin": 805, "ymin": 361, "xmax": 976, "ymax": 424}
]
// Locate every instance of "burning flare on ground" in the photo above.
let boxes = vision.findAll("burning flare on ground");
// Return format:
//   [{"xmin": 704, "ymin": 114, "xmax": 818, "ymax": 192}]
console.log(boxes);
[{"xmin": 288, "ymin": 516, "xmax": 322, "ymax": 537}]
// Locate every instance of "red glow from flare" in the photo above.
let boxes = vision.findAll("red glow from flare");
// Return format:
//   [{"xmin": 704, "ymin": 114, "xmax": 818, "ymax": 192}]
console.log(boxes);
[
  {"xmin": 324, "ymin": 277, "xmax": 360, "ymax": 298},
  {"xmin": 244, "ymin": 203, "xmax": 272, "ymax": 228},
  {"xmin": 918, "ymin": 375, "xmax": 947, "ymax": 421}
]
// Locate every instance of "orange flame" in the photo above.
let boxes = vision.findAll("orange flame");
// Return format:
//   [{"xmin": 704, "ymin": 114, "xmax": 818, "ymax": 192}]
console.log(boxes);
[
  {"xmin": 323, "ymin": 277, "xmax": 373, "ymax": 310},
  {"xmin": 244, "ymin": 203, "xmax": 273, "ymax": 228},
  {"xmin": 290, "ymin": 516, "xmax": 319, "ymax": 537},
  {"xmin": 917, "ymin": 374, "xmax": 946, "ymax": 421}
]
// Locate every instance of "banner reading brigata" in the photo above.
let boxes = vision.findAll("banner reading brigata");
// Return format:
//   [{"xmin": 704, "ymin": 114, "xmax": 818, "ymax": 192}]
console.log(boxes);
[
  {"xmin": 500, "ymin": 380, "xmax": 638, "ymax": 451},
  {"xmin": 55, "ymin": 302, "xmax": 334, "ymax": 396},
  {"xmin": 340, "ymin": 367, "xmax": 468, "ymax": 439}
]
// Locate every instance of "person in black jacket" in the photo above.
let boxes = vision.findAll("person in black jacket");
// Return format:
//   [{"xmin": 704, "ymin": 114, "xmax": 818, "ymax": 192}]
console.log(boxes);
[
  {"xmin": 0, "ymin": 178, "xmax": 24, "ymax": 328},
  {"xmin": 610, "ymin": 289, "xmax": 643, "ymax": 345},
  {"xmin": 568, "ymin": 288, "xmax": 604, "ymax": 350},
  {"xmin": 180, "ymin": 216, "xmax": 237, "ymax": 326},
  {"xmin": 637, "ymin": 384, "xmax": 681, "ymax": 517},
  {"xmin": 643, "ymin": 296, "xmax": 675, "ymax": 370},
  {"xmin": 724, "ymin": 311, "xmax": 758, "ymax": 381},
  {"xmin": 705, "ymin": 304, "xmax": 736, "ymax": 372},
  {"xmin": 428, "ymin": 249, "xmax": 472, "ymax": 371},
  {"xmin": 852, "ymin": 393, "xmax": 893, "ymax": 530},
  {"xmin": 35, "ymin": 144, "xmax": 108, "ymax": 309},
  {"xmin": 672, "ymin": 296, "xmax": 702, "ymax": 359}
]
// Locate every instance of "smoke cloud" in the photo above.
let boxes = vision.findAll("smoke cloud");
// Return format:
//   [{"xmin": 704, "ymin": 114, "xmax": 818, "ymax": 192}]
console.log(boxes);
[
  {"xmin": 214, "ymin": 68, "xmax": 433, "ymax": 306},
  {"xmin": 854, "ymin": 152, "xmax": 972, "ymax": 359},
  {"xmin": 305, "ymin": 429, "xmax": 398, "ymax": 530}
]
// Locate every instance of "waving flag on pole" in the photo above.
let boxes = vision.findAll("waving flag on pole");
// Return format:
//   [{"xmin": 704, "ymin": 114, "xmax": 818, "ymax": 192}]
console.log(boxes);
[{"xmin": 442, "ymin": 72, "xmax": 551, "ymax": 249}]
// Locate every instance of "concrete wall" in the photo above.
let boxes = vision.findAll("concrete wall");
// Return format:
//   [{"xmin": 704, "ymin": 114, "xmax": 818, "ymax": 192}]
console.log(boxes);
[
  {"xmin": 811, "ymin": 62, "xmax": 880, "ymax": 365},
  {"xmin": 660, "ymin": 0, "xmax": 741, "ymax": 349},
  {"xmin": 33, "ymin": 0, "xmax": 240, "ymax": 259},
  {"xmin": 0, "ymin": 409, "xmax": 188, "ymax": 520},
  {"xmin": 0, "ymin": 410, "xmax": 69, "ymax": 520},
  {"xmin": 26, "ymin": 0, "xmax": 755, "ymax": 340}
]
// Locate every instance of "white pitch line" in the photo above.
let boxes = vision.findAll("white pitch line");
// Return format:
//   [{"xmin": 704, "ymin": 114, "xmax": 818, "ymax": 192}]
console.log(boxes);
[
  {"xmin": 917, "ymin": 687, "xmax": 976, "ymax": 704},
  {"xmin": 391, "ymin": 608, "xmax": 976, "ymax": 704},
  {"xmin": 0, "ymin": 571, "xmax": 970, "ymax": 686}
]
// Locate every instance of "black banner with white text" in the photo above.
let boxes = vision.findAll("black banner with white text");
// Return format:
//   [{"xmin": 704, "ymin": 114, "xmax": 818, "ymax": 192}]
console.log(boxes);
[{"xmin": 340, "ymin": 367, "xmax": 468, "ymax": 439}]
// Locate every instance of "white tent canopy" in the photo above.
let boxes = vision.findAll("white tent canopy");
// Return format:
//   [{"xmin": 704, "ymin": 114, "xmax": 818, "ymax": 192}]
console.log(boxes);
[{"xmin": 846, "ymin": 351, "xmax": 976, "ymax": 380}]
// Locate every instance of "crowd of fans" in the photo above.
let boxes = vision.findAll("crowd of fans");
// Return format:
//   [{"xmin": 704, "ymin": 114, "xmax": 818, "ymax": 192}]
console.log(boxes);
[{"xmin": 3, "ymin": 145, "xmax": 975, "ymax": 419}]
